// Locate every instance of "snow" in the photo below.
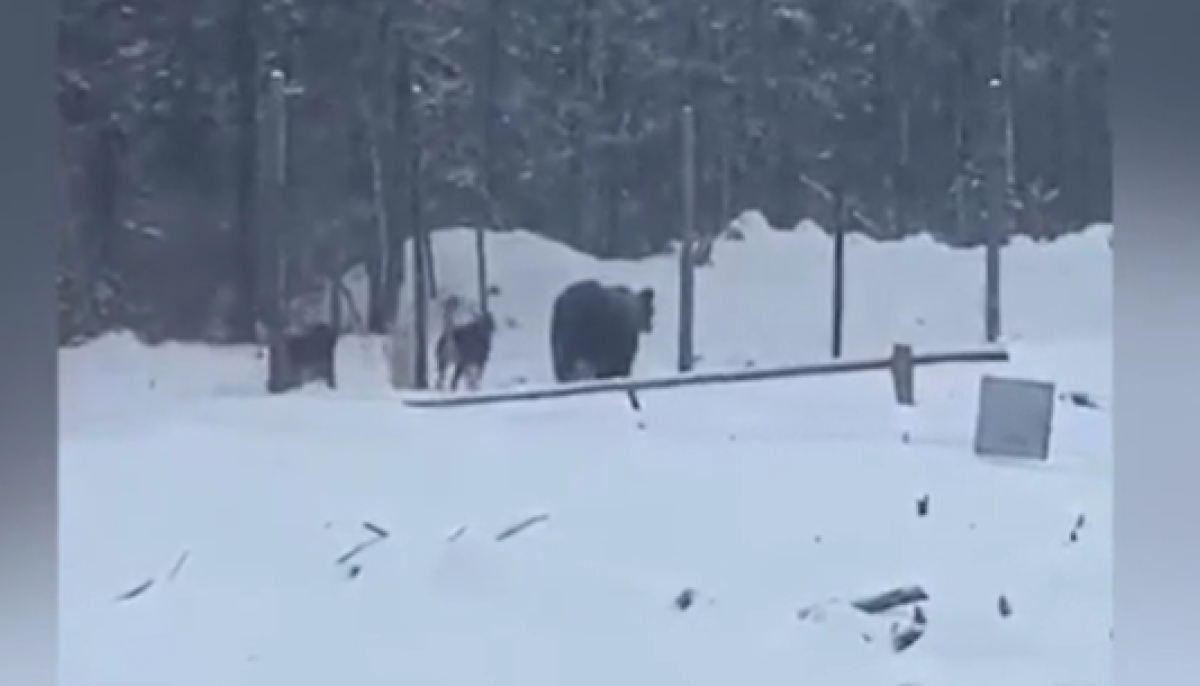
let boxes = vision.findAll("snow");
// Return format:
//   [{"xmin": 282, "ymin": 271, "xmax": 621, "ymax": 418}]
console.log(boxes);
[{"xmin": 60, "ymin": 218, "xmax": 1111, "ymax": 686}]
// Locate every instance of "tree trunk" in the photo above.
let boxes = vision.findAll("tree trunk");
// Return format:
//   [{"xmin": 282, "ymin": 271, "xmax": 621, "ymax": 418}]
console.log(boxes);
[
  {"xmin": 380, "ymin": 23, "xmax": 411, "ymax": 336},
  {"xmin": 229, "ymin": 0, "xmax": 260, "ymax": 343},
  {"xmin": 421, "ymin": 231, "xmax": 437, "ymax": 299},
  {"xmin": 390, "ymin": 26, "xmax": 429, "ymax": 389},
  {"xmin": 364, "ymin": 111, "xmax": 390, "ymax": 334},
  {"xmin": 263, "ymin": 71, "xmax": 291, "ymax": 392},
  {"xmin": 475, "ymin": 0, "xmax": 499, "ymax": 311}
]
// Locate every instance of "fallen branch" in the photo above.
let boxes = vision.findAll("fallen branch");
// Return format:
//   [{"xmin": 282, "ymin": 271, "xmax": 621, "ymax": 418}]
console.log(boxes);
[
  {"xmin": 495, "ymin": 513, "xmax": 549, "ymax": 542},
  {"xmin": 891, "ymin": 621, "xmax": 926, "ymax": 652},
  {"xmin": 336, "ymin": 537, "xmax": 384, "ymax": 566},
  {"xmin": 167, "ymin": 551, "xmax": 190, "ymax": 582},
  {"xmin": 797, "ymin": 593, "xmax": 928, "ymax": 654},
  {"xmin": 115, "ymin": 552, "xmax": 193, "ymax": 602},
  {"xmin": 627, "ymin": 389, "xmax": 642, "ymax": 412},
  {"xmin": 890, "ymin": 605, "xmax": 928, "ymax": 652},
  {"xmin": 363, "ymin": 521, "xmax": 390, "ymax": 538},
  {"xmin": 115, "ymin": 579, "xmax": 155, "ymax": 602},
  {"xmin": 852, "ymin": 585, "xmax": 929, "ymax": 614},
  {"xmin": 1061, "ymin": 390, "xmax": 1102, "ymax": 410},
  {"xmin": 798, "ymin": 585, "xmax": 928, "ymax": 622},
  {"xmin": 335, "ymin": 521, "xmax": 390, "ymax": 566}
]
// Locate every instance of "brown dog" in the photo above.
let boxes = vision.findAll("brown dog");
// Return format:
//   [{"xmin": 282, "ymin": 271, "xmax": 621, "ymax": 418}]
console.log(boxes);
[{"xmin": 435, "ymin": 297, "xmax": 496, "ymax": 391}]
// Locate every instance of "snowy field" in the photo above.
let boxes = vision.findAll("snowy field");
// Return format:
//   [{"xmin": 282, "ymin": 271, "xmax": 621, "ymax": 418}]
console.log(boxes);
[{"xmin": 60, "ymin": 216, "xmax": 1112, "ymax": 686}]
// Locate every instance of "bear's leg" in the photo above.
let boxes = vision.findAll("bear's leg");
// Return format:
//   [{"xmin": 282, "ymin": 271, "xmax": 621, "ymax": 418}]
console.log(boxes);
[
  {"xmin": 573, "ymin": 359, "xmax": 598, "ymax": 381},
  {"xmin": 552, "ymin": 342, "xmax": 575, "ymax": 382}
]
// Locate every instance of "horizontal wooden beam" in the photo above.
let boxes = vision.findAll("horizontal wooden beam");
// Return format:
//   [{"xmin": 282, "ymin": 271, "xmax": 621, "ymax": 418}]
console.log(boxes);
[{"xmin": 400, "ymin": 345, "xmax": 1009, "ymax": 409}]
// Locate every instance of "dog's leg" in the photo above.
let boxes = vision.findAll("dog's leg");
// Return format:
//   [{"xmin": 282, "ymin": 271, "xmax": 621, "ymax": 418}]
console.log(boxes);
[
  {"xmin": 456, "ymin": 358, "xmax": 472, "ymax": 392},
  {"xmin": 434, "ymin": 336, "xmax": 449, "ymax": 390},
  {"xmin": 438, "ymin": 354, "xmax": 452, "ymax": 390}
]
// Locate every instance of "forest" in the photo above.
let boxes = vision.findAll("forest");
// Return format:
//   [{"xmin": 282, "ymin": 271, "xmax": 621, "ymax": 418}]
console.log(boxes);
[{"xmin": 57, "ymin": 0, "xmax": 1111, "ymax": 345}]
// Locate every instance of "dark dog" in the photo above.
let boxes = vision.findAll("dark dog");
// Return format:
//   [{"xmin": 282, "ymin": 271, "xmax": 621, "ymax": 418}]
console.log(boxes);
[
  {"xmin": 550, "ymin": 280, "xmax": 655, "ymax": 383},
  {"xmin": 267, "ymin": 323, "xmax": 339, "ymax": 393},
  {"xmin": 435, "ymin": 297, "xmax": 497, "ymax": 391}
]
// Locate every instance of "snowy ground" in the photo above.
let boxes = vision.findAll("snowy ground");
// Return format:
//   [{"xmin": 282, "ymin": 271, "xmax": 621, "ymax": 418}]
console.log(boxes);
[{"xmin": 60, "ymin": 218, "xmax": 1112, "ymax": 686}]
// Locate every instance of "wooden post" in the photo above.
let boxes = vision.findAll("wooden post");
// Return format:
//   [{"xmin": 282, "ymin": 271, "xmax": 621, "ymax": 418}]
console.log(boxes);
[
  {"xmin": 678, "ymin": 104, "xmax": 697, "ymax": 373},
  {"xmin": 261, "ymin": 70, "xmax": 307, "ymax": 393},
  {"xmin": 398, "ymin": 32, "xmax": 431, "ymax": 390},
  {"xmin": 830, "ymin": 188, "xmax": 847, "ymax": 359},
  {"xmin": 983, "ymin": 77, "xmax": 1005, "ymax": 343},
  {"xmin": 889, "ymin": 343, "xmax": 915, "ymax": 406},
  {"xmin": 411, "ymin": 146, "xmax": 430, "ymax": 390},
  {"xmin": 329, "ymin": 273, "xmax": 343, "ymax": 331},
  {"xmin": 263, "ymin": 70, "xmax": 288, "ymax": 392},
  {"xmin": 475, "ymin": 0, "xmax": 500, "ymax": 314}
]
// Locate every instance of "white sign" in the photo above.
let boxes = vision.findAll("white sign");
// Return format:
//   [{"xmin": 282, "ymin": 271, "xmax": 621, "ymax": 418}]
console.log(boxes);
[{"xmin": 973, "ymin": 375, "xmax": 1055, "ymax": 460}]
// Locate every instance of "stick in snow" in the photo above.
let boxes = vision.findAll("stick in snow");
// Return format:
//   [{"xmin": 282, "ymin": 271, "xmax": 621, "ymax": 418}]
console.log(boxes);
[
  {"xmin": 363, "ymin": 521, "xmax": 390, "ymax": 538},
  {"xmin": 495, "ymin": 513, "xmax": 549, "ymax": 542},
  {"xmin": 335, "ymin": 520, "xmax": 390, "ymax": 565},
  {"xmin": 337, "ymin": 535, "xmax": 386, "ymax": 565},
  {"xmin": 115, "ymin": 579, "xmax": 155, "ymax": 602},
  {"xmin": 447, "ymin": 525, "xmax": 467, "ymax": 542},
  {"xmin": 891, "ymin": 623, "xmax": 925, "ymax": 652},
  {"xmin": 851, "ymin": 586, "xmax": 929, "ymax": 614},
  {"xmin": 890, "ymin": 605, "xmax": 927, "ymax": 652},
  {"xmin": 167, "ymin": 552, "xmax": 190, "ymax": 581},
  {"xmin": 627, "ymin": 390, "xmax": 642, "ymax": 412}
]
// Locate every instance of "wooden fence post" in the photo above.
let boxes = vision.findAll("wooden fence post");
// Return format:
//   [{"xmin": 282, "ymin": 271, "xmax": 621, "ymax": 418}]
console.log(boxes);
[
  {"xmin": 983, "ymin": 77, "xmax": 1007, "ymax": 343},
  {"xmin": 889, "ymin": 343, "xmax": 916, "ymax": 406},
  {"xmin": 678, "ymin": 104, "xmax": 697, "ymax": 373},
  {"xmin": 830, "ymin": 188, "xmax": 847, "ymax": 359},
  {"xmin": 263, "ymin": 69, "xmax": 289, "ymax": 393}
]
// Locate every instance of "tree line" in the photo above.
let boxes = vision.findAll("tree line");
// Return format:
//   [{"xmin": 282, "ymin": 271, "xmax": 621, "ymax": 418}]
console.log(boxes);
[{"xmin": 57, "ymin": 0, "xmax": 1111, "ymax": 345}]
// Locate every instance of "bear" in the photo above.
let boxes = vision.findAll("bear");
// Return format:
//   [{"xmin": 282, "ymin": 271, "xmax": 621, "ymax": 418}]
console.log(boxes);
[{"xmin": 549, "ymin": 279, "xmax": 655, "ymax": 383}]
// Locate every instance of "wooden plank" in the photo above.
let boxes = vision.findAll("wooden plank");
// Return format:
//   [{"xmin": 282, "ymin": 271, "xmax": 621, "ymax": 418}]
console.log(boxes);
[
  {"xmin": 890, "ymin": 343, "xmax": 916, "ymax": 405},
  {"xmin": 401, "ymin": 346, "xmax": 1009, "ymax": 409}
]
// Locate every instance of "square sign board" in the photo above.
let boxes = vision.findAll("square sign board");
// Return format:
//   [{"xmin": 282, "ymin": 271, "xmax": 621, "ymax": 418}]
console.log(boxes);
[{"xmin": 973, "ymin": 375, "xmax": 1056, "ymax": 460}]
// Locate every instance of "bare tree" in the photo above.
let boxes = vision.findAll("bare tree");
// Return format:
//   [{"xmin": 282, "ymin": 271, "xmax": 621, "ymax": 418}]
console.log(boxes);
[
  {"xmin": 229, "ymin": 0, "xmax": 260, "ymax": 343},
  {"xmin": 473, "ymin": 0, "xmax": 503, "ymax": 312}
]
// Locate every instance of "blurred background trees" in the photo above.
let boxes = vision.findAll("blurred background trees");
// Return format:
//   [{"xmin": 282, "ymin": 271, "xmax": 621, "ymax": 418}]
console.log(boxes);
[{"xmin": 57, "ymin": 0, "xmax": 1110, "ymax": 344}]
